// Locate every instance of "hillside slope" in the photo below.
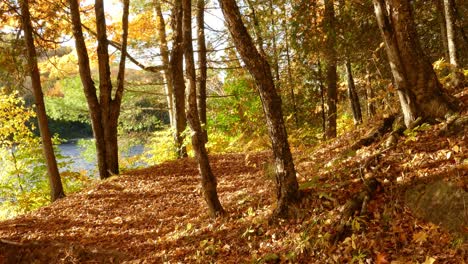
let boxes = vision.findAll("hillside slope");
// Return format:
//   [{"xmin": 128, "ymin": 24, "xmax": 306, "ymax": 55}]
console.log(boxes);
[{"xmin": 0, "ymin": 96, "xmax": 467, "ymax": 263}]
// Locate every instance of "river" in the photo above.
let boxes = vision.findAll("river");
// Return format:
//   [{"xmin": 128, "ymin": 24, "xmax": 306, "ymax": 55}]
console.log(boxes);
[{"xmin": 58, "ymin": 140, "xmax": 145, "ymax": 176}]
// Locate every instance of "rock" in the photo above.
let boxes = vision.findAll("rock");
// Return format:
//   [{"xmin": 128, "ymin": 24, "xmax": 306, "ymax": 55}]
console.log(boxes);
[{"xmin": 405, "ymin": 180, "xmax": 467, "ymax": 241}]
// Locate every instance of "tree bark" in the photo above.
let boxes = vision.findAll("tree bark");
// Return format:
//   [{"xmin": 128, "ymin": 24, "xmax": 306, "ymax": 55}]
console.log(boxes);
[
  {"xmin": 365, "ymin": 68, "xmax": 376, "ymax": 118},
  {"xmin": 318, "ymin": 60, "xmax": 327, "ymax": 135},
  {"xmin": 219, "ymin": 0, "xmax": 300, "ymax": 218},
  {"xmin": 170, "ymin": 0, "xmax": 188, "ymax": 158},
  {"xmin": 184, "ymin": 0, "xmax": 225, "ymax": 217},
  {"xmin": 154, "ymin": 0, "xmax": 175, "ymax": 127},
  {"xmin": 68, "ymin": 0, "xmax": 129, "ymax": 179},
  {"xmin": 268, "ymin": 0, "xmax": 280, "ymax": 85},
  {"xmin": 436, "ymin": 0, "xmax": 450, "ymax": 61},
  {"xmin": 345, "ymin": 60, "xmax": 362, "ymax": 125},
  {"xmin": 373, "ymin": 0, "xmax": 456, "ymax": 128},
  {"xmin": 20, "ymin": 0, "xmax": 65, "ymax": 201},
  {"xmin": 324, "ymin": 0, "xmax": 338, "ymax": 139},
  {"xmin": 196, "ymin": 0, "xmax": 208, "ymax": 143},
  {"xmin": 281, "ymin": 3, "xmax": 299, "ymax": 127},
  {"xmin": 443, "ymin": 0, "xmax": 459, "ymax": 67}
]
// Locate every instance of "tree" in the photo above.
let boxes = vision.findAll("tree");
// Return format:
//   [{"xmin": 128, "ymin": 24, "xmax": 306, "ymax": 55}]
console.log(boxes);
[
  {"xmin": 154, "ymin": 0, "xmax": 175, "ymax": 127},
  {"xmin": 169, "ymin": 0, "xmax": 188, "ymax": 158},
  {"xmin": 219, "ymin": 0, "xmax": 300, "ymax": 218},
  {"xmin": 345, "ymin": 60, "xmax": 362, "ymax": 125},
  {"xmin": 183, "ymin": 0, "xmax": 225, "ymax": 217},
  {"xmin": 196, "ymin": 0, "xmax": 208, "ymax": 143},
  {"xmin": 373, "ymin": 0, "xmax": 457, "ymax": 127},
  {"xmin": 443, "ymin": 0, "xmax": 459, "ymax": 67},
  {"xmin": 324, "ymin": 0, "xmax": 338, "ymax": 139},
  {"xmin": 68, "ymin": 0, "xmax": 130, "ymax": 179},
  {"xmin": 19, "ymin": 0, "xmax": 65, "ymax": 201}
]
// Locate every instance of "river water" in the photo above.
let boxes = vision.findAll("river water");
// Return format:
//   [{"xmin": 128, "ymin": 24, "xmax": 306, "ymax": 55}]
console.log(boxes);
[{"xmin": 58, "ymin": 140, "xmax": 145, "ymax": 176}]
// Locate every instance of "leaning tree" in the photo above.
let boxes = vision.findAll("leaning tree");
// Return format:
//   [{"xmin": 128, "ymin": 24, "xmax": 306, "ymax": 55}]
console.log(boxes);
[
  {"xmin": 373, "ymin": 0, "xmax": 458, "ymax": 127},
  {"xmin": 219, "ymin": 0, "xmax": 300, "ymax": 218}
]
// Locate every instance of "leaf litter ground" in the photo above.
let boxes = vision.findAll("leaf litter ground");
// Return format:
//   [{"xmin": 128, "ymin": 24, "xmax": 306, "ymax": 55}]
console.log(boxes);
[{"xmin": 1, "ymin": 105, "xmax": 467, "ymax": 263}]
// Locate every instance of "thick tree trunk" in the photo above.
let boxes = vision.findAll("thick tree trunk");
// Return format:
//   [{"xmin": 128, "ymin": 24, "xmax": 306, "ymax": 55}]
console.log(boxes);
[
  {"xmin": 324, "ymin": 0, "xmax": 338, "ymax": 139},
  {"xmin": 184, "ymin": 0, "xmax": 225, "ymax": 217},
  {"xmin": 170, "ymin": 0, "xmax": 188, "ymax": 158},
  {"xmin": 196, "ymin": 0, "xmax": 208, "ymax": 143},
  {"xmin": 154, "ymin": 0, "xmax": 175, "ymax": 127},
  {"xmin": 95, "ymin": 0, "xmax": 120, "ymax": 176},
  {"xmin": 20, "ymin": 0, "xmax": 65, "ymax": 201},
  {"xmin": 443, "ymin": 0, "xmax": 459, "ymax": 67},
  {"xmin": 373, "ymin": 0, "xmax": 456, "ymax": 128},
  {"xmin": 219, "ymin": 0, "xmax": 300, "ymax": 218},
  {"xmin": 68, "ymin": 0, "xmax": 129, "ymax": 179},
  {"xmin": 345, "ymin": 60, "xmax": 362, "ymax": 125},
  {"xmin": 68, "ymin": 0, "xmax": 107, "ymax": 179}
]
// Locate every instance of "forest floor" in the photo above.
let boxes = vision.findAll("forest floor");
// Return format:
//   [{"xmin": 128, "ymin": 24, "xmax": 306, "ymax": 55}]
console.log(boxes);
[{"xmin": 0, "ymin": 91, "xmax": 467, "ymax": 263}]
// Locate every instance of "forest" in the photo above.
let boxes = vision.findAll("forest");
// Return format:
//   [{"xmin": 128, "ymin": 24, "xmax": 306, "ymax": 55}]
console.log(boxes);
[{"xmin": 0, "ymin": 0, "xmax": 467, "ymax": 262}]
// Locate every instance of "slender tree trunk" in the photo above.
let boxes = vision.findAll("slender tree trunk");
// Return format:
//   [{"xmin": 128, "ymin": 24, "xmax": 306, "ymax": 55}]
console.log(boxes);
[
  {"xmin": 170, "ymin": 0, "xmax": 188, "ymax": 158},
  {"xmin": 20, "ymin": 0, "xmax": 65, "ymax": 201},
  {"xmin": 196, "ymin": 0, "xmax": 208, "ymax": 143},
  {"xmin": 318, "ymin": 60, "xmax": 327, "ymax": 135},
  {"xmin": 345, "ymin": 60, "xmax": 362, "ymax": 125},
  {"xmin": 268, "ymin": 0, "xmax": 280, "ymax": 85},
  {"xmin": 184, "ymin": 0, "xmax": 225, "ymax": 217},
  {"xmin": 373, "ymin": 0, "xmax": 457, "ymax": 127},
  {"xmin": 245, "ymin": 0, "xmax": 267, "ymax": 58},
  {"xmin": 220, "ymin": 0, "xmax": 300, "ymax": 218},
  {"xmin": 324, "ymin": 0, "xmax": 338, "ymax": 139},
  {"xmin": 68, "ymin": 0, "xmax": 129, "ymax": 179},
  {"xmin": 443, "ymin": 0, "xmax": 459, "ymax": 67},
  {"xmin": 282, "ymin": 4, "xmax": 299, "ymax": 127},
  {"xmin": 154, "ymin": 0, "xmax": 175, "ymax": 127},
  {"xmin": 365, "ymin": 68, "xmax": 376, "ymax": 118},
  {"xmin": 436, "ymin": 0, "xmax": 450, "ymax": 61}
]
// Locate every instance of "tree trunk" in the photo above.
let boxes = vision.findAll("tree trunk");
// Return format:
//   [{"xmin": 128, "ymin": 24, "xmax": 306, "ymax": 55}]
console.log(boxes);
[
  {"xmin": 324, "ymin": 0, "xmax": 338, "ymax": 139},
  {"xmin": 68, "ymin": 0, "xmax": 129, "ymax": 179},
  {"xmin": 318, "ymin": 60, "xmax": 327, "ymax": 135},
  {"xmin": 365, "ymin": 68, "xmax": 376, "ymax": 118},
  {"xmin": 373, "ymin": 0, "xmax": 457, "ymax": 128},
  {"xmin": 69, "ymin": 0, "xmax": 107, "ymax": 179},
  {"xmin": 196, "ymin": 0, "xmax": 208, "ymax": 143},
  {"xmin": 443, "ymin": 0, "xmax": 459, "ymax": 67},
  {"xmin": 154, "ymin": 0, "xmax": 175, "ymax": 127},
  {"xmin": 281, "ymin": 3, "xmax": 299, "ymax": 127},
  {"xmin": 170, "ymin": 0, "xmax": 188, "ymax": 158},
  {"xmin": 345, "ymin": 60, "xmax": 362, "ymax": 125},
  {"xmin": 219, "ymin": 0, "xmax": 300, "ymax": 218},
  {"xmin": 436, "ymin": 0, "xmax": 450, "ymax": 61},
  {"xmin": 20, "ymin": 0, "xmax": 65, "ymax": 201},
  {"xmin": 245, "ymin": 0, "xmax": 267, "ymax": 58},
  {"xmin": 184, "ymin": 0, "xmax": 225, "ymax": 217},
  {"xmin": 268, "ymin": 0, "xmax": 280, "ymax": 85}
]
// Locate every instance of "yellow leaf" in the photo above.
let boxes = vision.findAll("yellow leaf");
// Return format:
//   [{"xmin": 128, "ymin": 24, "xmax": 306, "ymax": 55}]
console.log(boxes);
[
  {"xmin": 412, "ymin": 231, "xmax": 428, "ymax": 244},
  {"xmin": 423, "ymin": 256, "xmax": 436, "ymax": 264},
  {"xmin": 446, "ymin": 151, "xmax": 452, "ymax": 160},
  {"xmin": 452, "ymin": 145, "xmax": 460, "ymax": 153}
]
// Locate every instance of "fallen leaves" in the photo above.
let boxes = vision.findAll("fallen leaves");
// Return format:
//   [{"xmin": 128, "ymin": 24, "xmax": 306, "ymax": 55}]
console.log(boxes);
[{"xmin": 0, "ymin": 112, "xmax": 467, "ymax": 263}]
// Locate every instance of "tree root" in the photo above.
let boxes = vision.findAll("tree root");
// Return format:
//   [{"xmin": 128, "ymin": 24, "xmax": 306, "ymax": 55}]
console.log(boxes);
[
  {"xmin": 330, "ymin": 177, "xmax": 383, "ymax": 244},
  {"xmin": 351, "ymin": 115, "xmax": 396, "ymax": 151}
]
